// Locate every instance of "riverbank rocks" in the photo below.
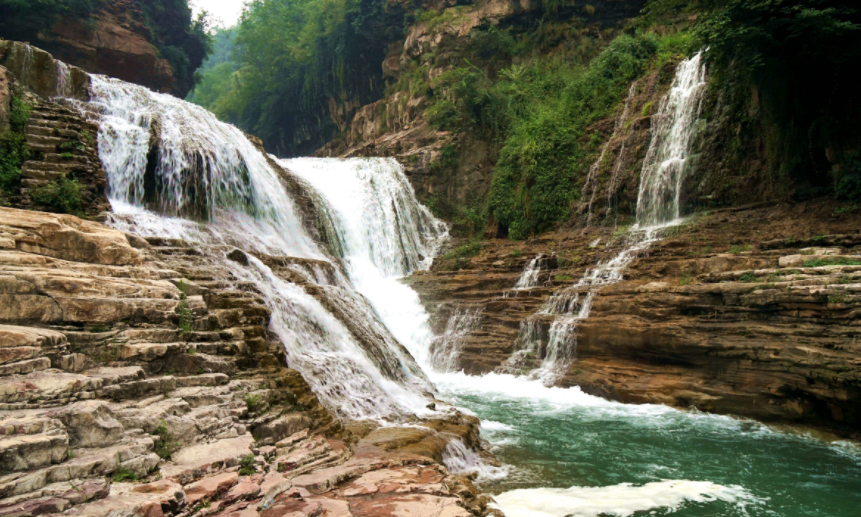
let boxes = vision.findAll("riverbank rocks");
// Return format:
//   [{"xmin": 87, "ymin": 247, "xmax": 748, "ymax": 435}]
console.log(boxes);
[
  {"xmin": 0, "ymin": 206, "xmax": 495, "ymax": 517},
  {"xmin": 411, "ymin": 199, "xmax": 861, "ymax": 437}
]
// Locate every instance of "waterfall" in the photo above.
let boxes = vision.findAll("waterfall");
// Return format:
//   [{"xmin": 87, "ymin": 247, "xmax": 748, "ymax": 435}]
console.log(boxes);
[
  {"xmin": 429, "ymin": 308, "xmax": 483, "ymax": 372},
  {"xmin": 503, "ymin": 53, "xmax": 707, "ymax": 382},
  {"xmin": 70, "ymin": 75, "xmax": 445, "ymax": 421},
  {"xmin": 636, "ymin": 52, "xmax": 707, "ymax": 226},
  {"xmin": 582, "ymin": 82, "xmax": 638, "ymax": 227},
  {"xmin": 514, "ymin": 255, "xmax": 545, "ymax": 290}
]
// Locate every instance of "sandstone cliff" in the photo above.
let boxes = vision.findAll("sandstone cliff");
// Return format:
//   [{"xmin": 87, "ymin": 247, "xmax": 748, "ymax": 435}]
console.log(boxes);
[
  {"xmin": 409, "ymin": 199, "xmax": 861, "ymax": 437},
  {"xmin": 0, "ymin": 0, "xmax": 206, "ymax": 97}
]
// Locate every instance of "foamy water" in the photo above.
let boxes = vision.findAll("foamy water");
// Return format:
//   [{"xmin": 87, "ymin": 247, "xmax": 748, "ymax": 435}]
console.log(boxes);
[{"xmin": 491, "ymin": 480, "xmax": 763, "ymax": 517}]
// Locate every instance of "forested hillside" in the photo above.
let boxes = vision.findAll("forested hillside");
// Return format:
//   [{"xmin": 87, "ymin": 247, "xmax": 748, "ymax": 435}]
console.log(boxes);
[{"xmin": 191, "ymin": 0, "xmax": 861, "ymax": 240}]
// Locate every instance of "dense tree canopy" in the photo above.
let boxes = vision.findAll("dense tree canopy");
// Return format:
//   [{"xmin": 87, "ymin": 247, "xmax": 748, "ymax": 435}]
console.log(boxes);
[{"xmin": 187, "ymin": 0, "xmax": 409, "ymax": 157}]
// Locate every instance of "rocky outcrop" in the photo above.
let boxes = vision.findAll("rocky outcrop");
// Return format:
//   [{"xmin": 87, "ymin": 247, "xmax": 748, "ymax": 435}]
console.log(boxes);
[
  {"xmin": 317, "ymin": 0, "xmax": 649, "ymax": 217},
  {"xmin": 0, "ymin": 206, "xmax": 497, "ymax": 516},
  {"xmin": 0, "ymin": 44, "xmax": 108, "ymax": 217},
  {"xmin": 409, "ymin": 199, "xmax": 861, "ymax": 437},
  {"xmin": 0, "ymin": 0, "xmax": 176, "ymax": 95}
]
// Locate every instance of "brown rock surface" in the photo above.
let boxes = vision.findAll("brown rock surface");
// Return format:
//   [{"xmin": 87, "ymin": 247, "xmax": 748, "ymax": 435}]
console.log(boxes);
[
  {"xmin": 410, "ymin": 199, "xmax": 861, "ymax": 436},
  {"xmin": 0, "ymin": 206, "xmax": 495, "ymax": 517}
]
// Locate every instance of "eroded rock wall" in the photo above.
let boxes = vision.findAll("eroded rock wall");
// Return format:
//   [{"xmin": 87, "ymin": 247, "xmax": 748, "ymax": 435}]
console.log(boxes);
[{"xmin": 410, "ymin": 199, "xmax": 861, "ymax": 437}]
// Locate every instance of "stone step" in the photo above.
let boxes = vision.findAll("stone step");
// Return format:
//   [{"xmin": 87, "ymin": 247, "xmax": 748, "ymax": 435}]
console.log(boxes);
[
  {"xmin": 25, "ymin": 135, "xmax": 68, "ymax": 147},
  {"xmin": 25, "ymin": 126, "xmax": 80, "ymax": 139},
  {"xmin": 0, "ymin": 430, "xmax": 70, "ymax": 472},
  {"xmin": 0, "ymin": 434, "xmax": 158, "ymax": 500},
  {"xmin": 0, "ymin": 357, "xmax": 51, "ymax": 376},
  {"xmin": 42, "ymin": 153, "xmax": 90, "ymax": 164},
  {"xmin": 99, "ymin": 373, "xmax": 229, "ymax": 402},
  {"xmin": 59, "ymin": 479, "xmax": 182, "ymax": 517},
  {"xmin": 0, "ymin": 479, "xmax": 109, "ymax": 517},
  {"xmin": 21, "ymin": 160, "xmax": 80, "ymax": 173},
  {"xmin": 159, "ymin": 434, "xmax": 254, "ymax": 484},
  {"xmin": 118, "ymin": 342, "xmax": 188, "ymax": 362},
  {"xmin": 0, "ymin": 370, "xmax": 104, "ymax": 406}
]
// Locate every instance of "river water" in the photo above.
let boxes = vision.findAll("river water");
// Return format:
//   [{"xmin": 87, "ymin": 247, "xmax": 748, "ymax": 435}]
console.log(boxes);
[{"xmin": 51, "ymin": 46, "xmax": 861, "ymax": 517}]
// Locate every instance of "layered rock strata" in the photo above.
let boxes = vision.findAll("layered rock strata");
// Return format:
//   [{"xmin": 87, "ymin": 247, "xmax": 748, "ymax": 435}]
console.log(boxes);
[
  {"xmin": 410, "ymin": 199, "xmax": 861, "ymax": 436},
  {"xmin": 0, "ymin": 207, "xmax": 496, "ymax": 517}
]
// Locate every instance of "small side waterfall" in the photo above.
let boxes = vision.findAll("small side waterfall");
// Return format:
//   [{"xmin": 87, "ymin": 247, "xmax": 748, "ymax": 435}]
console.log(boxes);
[
  {"xmin": 582, "ymin": 82, "xmax": 638, "ymax": 227},
  {"xmin": 70, "ymin": 75, "xmax": 446, "ymax": 421},
  {"xmin": 514, "ymin": 255, "xmax": 546, "ymax": 290},
  {"xmin": 502, "ymin": 53, "xmax": 707, "ymax": 382}
]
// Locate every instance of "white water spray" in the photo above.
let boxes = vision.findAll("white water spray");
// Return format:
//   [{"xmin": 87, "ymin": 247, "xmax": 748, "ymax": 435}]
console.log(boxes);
[
  {"xmin": 73, "ymin": 76, "xmax": 444, "ymax": 421},
  {"xmin": 502, "ymin": 53, "xmax": 707, "ymax": 383}
]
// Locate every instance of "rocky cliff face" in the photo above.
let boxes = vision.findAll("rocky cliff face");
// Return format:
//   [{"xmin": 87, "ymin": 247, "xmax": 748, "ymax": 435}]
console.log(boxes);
[
  {"xmin": 317, "ymin": 0, "xmax": 649, "ymax": 217},
  {"xmin": 409, "ymin": 199, "xmax": 861, "ymax": 437},
  {"xmin": 0, "ymin": 0, "xmax": 191, "ymax": 96}
]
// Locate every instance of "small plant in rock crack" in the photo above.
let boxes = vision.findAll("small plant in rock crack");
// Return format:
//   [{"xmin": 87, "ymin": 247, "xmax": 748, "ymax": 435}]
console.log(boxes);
[
  {"xmin": 176, "ymin": 280, "xmax": 193, "ymax": 336},
  {"xmin": 239, "ymin": 454, "xmax": 256, "ymax": 476},
  {"xmin": 738, "ymin": 272, "xmax": 761, "ymax": 283},
  {"xmin": 111, "ymin": 453, "xmax": 139, "ymax": 482},
  {"xmin": 154, "ymin": 420, "xmax": 179, "ymax": 460},
  {"xmin": 245, "ymin": 393, "xmax": 265, "ymax": 414}
]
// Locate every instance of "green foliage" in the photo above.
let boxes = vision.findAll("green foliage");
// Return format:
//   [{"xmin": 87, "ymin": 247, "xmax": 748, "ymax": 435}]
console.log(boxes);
[
  {"xmin": 443, "ymin": 240, "xmax": 483, "ymax": 260},
  {"xmin": 239, "ymin": 454, "xmax": 256, "ymax": 476},
  {"xmin": 679, "ymin": 274, "xmax": 692, "ymax": 286},
  {"xmin": 135, "ymin": 0, "xmax": 212, "ymax": 97},
  {"xmin": 430, "ymin": 144, "xmax": 458, "ymax": 172},
  {"xmin": 487, "ymin": 35, "xmax": 658, "ymax": 239},
  {"xmin": 553, "ymin": 274, "xmax": 574, "ymax": 282},
  {"xmin": 738, "ymin": 272, "xmax": 761, "ymax": 283},
  {"xmin": 835, "ymin": 153, "xmax": 861, "ymax": 203},
  {"xmin": 803, "ymin": 258, "xmax": 861, "ymax": 268},
  {"xmin": 153, "ymin": 420, "xmax": 178, "ymax": 460},
  {"xmin": 728, "ymin": 244, "xmax": 752, "ymax": 254},
  {"xmin": 694, "ymin": 0, "xmax": 861, "ymax": 183},
  {"xmin": 188, "ymin": 0, "xmax": 409, "ymax": 156},
  {"xmin": 30, "ymin": 174, "xmax": 85, "ymax": 215},
  {"xmin": 0, "ymin": 98, "xmax": 31, "ymax": 192},
  {"xmin": 0, "ymin": 0, "xmax": 104, "ymax": 39},
  {"xmin": 245, "ymin": 393, "xmax": 264, "ymax": 413}
]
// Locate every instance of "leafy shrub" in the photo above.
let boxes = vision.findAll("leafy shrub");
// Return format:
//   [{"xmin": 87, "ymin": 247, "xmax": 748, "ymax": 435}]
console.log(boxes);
[
  {"xmin": 0, "ymin": 98, "xmax": 31, "ymax": 191},
  {"xmin": 239, "ymin": 454, "xmax": 255, "ymax": 476},
  {"xmin": 487, "ymin": 34, "xmax": 658, "ymax": 239},
  {"xmin": 443, "ymin": 240, "xmax": 482, "ymax": 260},
  {"xmin": 245, "ymin": 393, "xmax": 264, "ymax": 413},
  {"xmin": 835, "ymin": 153, "xmax": 861, "ymax": 203},
  {"xmin": 153, "ymin": 420, "xmax": 178, "ymax": 460},
  {"xmin": 738, "ymin": 272, "xmax": 760, "ymax": 283},
  {"xmin": 30, "ymin": 174, "xmax": 85, "ymax": 215}
]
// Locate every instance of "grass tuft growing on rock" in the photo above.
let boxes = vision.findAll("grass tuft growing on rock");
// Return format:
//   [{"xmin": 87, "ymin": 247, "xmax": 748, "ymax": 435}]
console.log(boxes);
[
  {"xmin": 153, "ymin": 420, "xmax": 179, "ymax": 460},
  {"xmin": 30, "ymin": 174, "xmax": 85, "ymax": 215},
  {"xmin": 804, "ymin": 258, "xmax": 861, "ymax": 268}
]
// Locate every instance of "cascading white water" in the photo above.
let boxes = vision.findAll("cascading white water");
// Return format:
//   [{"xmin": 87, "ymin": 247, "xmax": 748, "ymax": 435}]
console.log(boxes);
[
  {"xmin": 73, "ymin": 75, "xmax": 442, "ymax": 421},
  {"xmin": 514, "ymin": 255, "xmax": 545, "ymax": 290},
  {"xmin": 429, "ymin": 308, "xmax": 483, "ymax": 372},
  {"xmin": 582, "ymin": 82, "xmax": 638, "ymax": 227},
  {"xmin": 637, "ymin": 52, "xmax": 707, "ymax": 226},
  {"xmin": 503, "ymin": 53, "xmax": 707, "ymax": 383},
  {"xmin": 281, "ymin": 157, "xmax": 448, "ymax": 372}
]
